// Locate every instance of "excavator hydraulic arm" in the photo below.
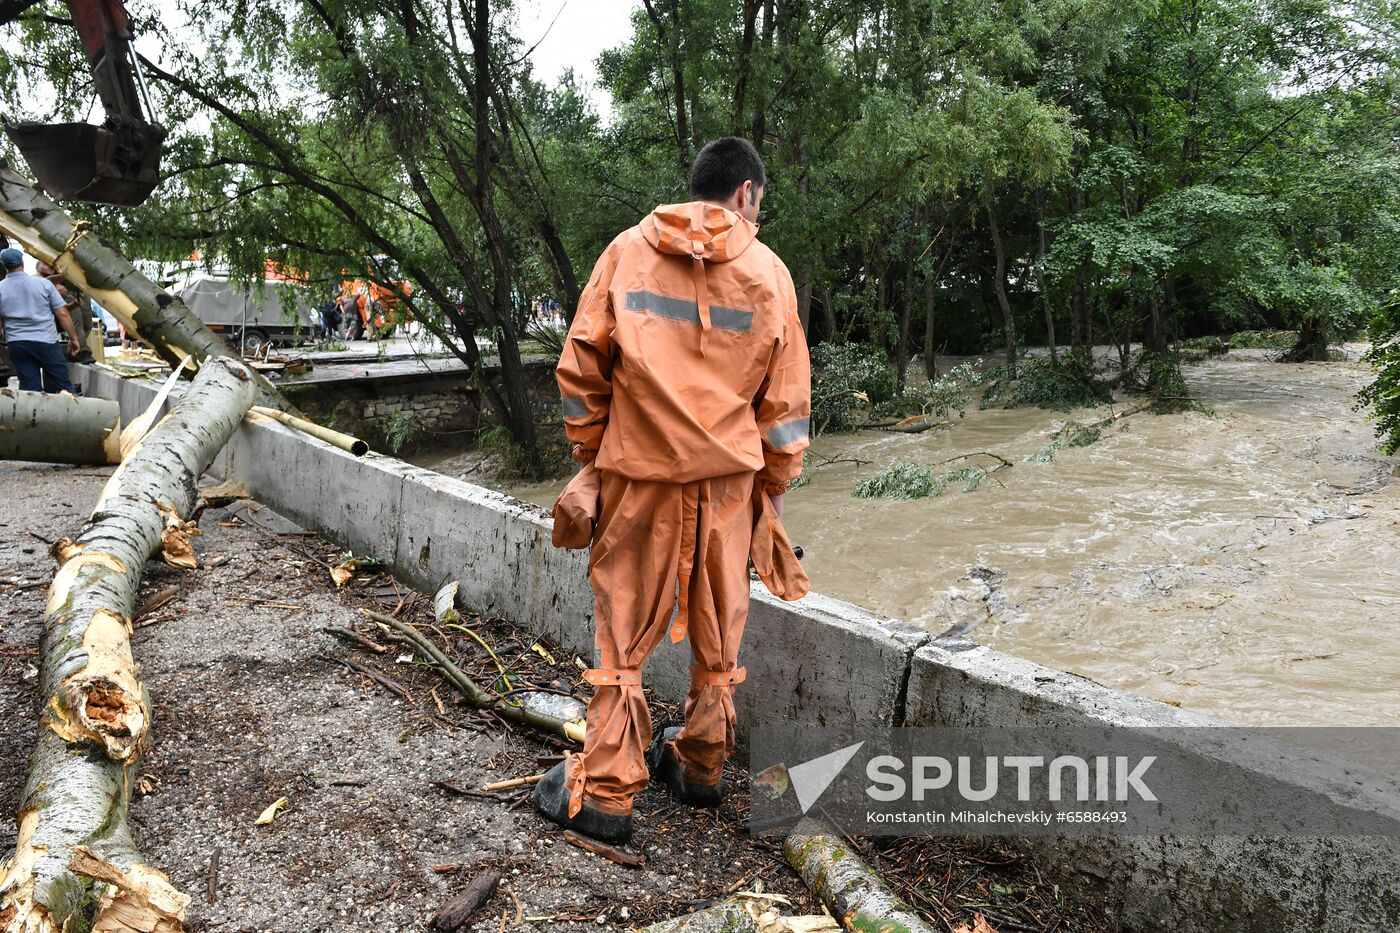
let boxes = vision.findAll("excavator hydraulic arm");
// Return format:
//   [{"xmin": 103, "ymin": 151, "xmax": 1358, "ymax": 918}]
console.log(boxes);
[{"xmin": 3, "ymin": 0, "xmax": 166, "ymax": 206}]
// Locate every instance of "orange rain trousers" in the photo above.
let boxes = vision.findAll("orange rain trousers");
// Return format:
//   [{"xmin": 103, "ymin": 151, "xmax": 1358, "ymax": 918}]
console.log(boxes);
[{"xmin": 567, "ymin": 469, "xmax": 755, "ymax": 817}]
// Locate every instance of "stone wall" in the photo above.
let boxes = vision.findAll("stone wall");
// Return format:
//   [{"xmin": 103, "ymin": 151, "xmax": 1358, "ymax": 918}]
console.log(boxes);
[{"xmin": 280, "ymin": 358, "xmax": 558, "ymax": 453}]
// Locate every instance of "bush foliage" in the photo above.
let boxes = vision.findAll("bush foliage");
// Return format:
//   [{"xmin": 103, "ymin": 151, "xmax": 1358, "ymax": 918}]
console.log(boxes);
[
  {"xmin": 983, "ymin": 357, "xmax": 1112, "ymax": 411},
  {"xmin": 1228, "ymin": 330, "xmax": 1297, "ymax": 350},
  {"xmin": 811, "ymin": 343, "xmax": 898, "ymax": 433},
  {"xmin": 1358, "ymin": 293, "xmax": 1400, "ymax": 455},
  {"xmin": 853, "ymin": 462, "xmax": 989, "ymax": 499}
]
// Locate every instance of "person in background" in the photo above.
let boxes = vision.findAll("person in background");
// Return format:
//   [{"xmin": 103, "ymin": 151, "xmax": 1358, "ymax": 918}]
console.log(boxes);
[
  {"xmin": 37, "ymin": 260, "xmax": 95, "ymax": 363},
  {"xmin": 338, "ymin": 292, "xmax": 364, "ymax": 340},
  {"xmin": 0, "ymin": 248, "xmax": 80, "ymax": 392},
  {"xmin": 317, "ymin": 297, "xmax": 341, "ymax": 341}
]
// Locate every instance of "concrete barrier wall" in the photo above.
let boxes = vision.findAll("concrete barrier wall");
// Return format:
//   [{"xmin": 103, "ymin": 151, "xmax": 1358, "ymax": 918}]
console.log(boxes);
[
  {"xmin": 907, "ymin": 640, "xmax": 1400, "ymax": 930},
  {"xmin": 79, "ymin": 364, "xmax": 1398, "ymax": 931}
]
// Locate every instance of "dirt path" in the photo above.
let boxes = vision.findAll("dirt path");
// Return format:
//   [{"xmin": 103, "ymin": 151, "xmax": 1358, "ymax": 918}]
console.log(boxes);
[{"xmin": 0, "ymin": 462, "xmax": 1115, "ymax": 933}]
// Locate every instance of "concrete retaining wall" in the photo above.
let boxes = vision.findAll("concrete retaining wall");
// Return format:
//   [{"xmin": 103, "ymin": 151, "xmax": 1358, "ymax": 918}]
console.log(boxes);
[{"xmin": 78, "ymin": 364, "xmax": 1398, "ymax": 932}]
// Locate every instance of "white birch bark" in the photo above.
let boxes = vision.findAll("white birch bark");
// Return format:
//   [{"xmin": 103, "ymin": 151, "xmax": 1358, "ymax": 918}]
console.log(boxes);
[{"xmin": 0, "ymin": 357, "xmax": 257, "ymax": 933}]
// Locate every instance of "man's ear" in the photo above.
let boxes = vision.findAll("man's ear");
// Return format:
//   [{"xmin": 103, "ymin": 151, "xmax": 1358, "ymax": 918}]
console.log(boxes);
[{"xmin": 738, "ymin": 179, "xmax": 753, "ymax": 210}]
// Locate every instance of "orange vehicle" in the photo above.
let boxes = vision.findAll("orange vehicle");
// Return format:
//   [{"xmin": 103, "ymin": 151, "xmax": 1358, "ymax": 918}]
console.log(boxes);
[{"xmin": 341, "ymin": 266, "xmax": 413, "ymax": 338}]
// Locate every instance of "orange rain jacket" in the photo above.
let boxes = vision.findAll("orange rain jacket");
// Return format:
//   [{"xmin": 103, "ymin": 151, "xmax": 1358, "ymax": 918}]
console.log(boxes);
[{"xmin": 556, "ymin": 202, "xmax": 811, "ymax": 489}]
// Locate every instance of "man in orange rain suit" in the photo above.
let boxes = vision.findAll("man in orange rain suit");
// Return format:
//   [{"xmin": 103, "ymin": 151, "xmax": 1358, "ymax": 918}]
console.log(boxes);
[{"xmin": 533, "ymin": 137, "xmax": 811, "ymax": 843}]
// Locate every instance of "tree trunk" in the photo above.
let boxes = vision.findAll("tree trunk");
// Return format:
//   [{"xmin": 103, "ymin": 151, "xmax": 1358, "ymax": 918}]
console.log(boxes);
[
  {"xmin": 923, "ymin": 270, "xmax": 937, "ymax": 380},
  {"xmin": 0, "ymin": 390, "xmax": 121, "ymax": 464},
  {"xmin": 0, "ymin": 357, "xmax": 256, "ymax": 933},
  {"xmin": 1068, "ymin": 184, "xmax": 1089, "ymax": 358},
  {"xmin": 796, "ymin": 276, "xmax": 812, "ymax": 334},
  {"xmin": 873, "ymin": 258, "xmax": 888, "ymax": 354},
  {"xmin": 1283, "ymin": 318, "xmax": 1328, "ymax": 362},
  {"xmin": 896, "ymin": 212, "xmax": 915, "ymax": 393},
  {"xmin": 750, "ymin": 0, "xmax": 775, "ymax": 151},
  {"xmin": 986, "ymin": 202, "xmax": 1016, "ymax": 375},
  {"xmin": 731, "ymin": 0, "xmax": 759, "ymax": 134},
  {"xmin": 784, "ymin": 818, "xmax": 936, "ymax": 933},
  {"xmin": 0, "ymin": 163, "xmax": 287, "ymax": 411},
  {"xmin": 641, "ymin": 0, "xmax": 692, "ymax": 173},
  {"xmin": 1148, "ymin": 291, "xmax": 1167, "ymax": 353},
  {"xmin": 819, "ymin": 285, "xmax": 836, "ymax": 343},
  {"xmin": 1035, "ymin": 191, "xmax": 1057, "ymax": 364}
]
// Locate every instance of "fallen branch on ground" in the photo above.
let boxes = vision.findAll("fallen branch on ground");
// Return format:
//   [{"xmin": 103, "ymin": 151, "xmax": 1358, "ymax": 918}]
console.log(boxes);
[
  {"xmin": 784, "ymin": 817, "xmax": 937, "ymax": 933},
  {"xmin": 324, "ymin": 655, "xmax": 413, "ymax": 702},
  {"xmin": 362, "ymin": 609, "xmax": 586, "ymax": 743},
  {"xmin": 562, "ymin": 830, "xmax": 645, "ymax": 869},
  {"xmin": 639, "ymin": 891, "xmax": 838, "ymax": 932},
  {"xmin": 0, "ymin": 357, "xmax": 257, "ymax": 933},
  {"xmin": 481, "ymin": 773, "xmax": 545, "ymax": 792}
]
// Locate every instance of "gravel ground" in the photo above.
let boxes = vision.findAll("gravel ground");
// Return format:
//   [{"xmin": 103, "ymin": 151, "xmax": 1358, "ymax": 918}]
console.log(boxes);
[{"xmin": 0, "ymin": 461, "xmax": 1116, "ymax": 933}]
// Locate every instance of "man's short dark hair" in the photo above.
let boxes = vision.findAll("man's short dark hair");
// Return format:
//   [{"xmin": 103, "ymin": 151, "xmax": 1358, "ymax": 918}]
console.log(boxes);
[{"xmin": 689, "ymin": 137, "xmax": 766, "ymax": 202}]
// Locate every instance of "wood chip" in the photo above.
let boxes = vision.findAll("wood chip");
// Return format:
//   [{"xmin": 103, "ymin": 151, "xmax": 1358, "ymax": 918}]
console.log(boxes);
[
  {"xmin": 431, "ymin": 869, "xmax": 501, "ymax": 932},
  {"xmin": 254, "ymin": 797, "xmax": 287, "ymax": 825}
]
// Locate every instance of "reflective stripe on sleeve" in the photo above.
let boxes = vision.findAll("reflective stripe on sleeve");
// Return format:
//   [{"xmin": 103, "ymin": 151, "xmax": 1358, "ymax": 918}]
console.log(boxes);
[
  {"xmin": 767, "ymin": 416, "xmax": 810, "ymax": 449},
  {"xmin": 561, "ymin": 396, "xmax": 589, "ymax": 419}
]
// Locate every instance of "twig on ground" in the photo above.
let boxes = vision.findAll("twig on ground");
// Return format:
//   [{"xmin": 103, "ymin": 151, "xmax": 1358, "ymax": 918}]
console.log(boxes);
[
  {"xmin": 207, "ymin": 848, "xmax": 220, "ymax": 905},
  {"xmin": 432, "ymin": 780, "xmax": 505, "ymax": 802},
  {"xmin": 322, "ymin": 655, "xmax": 414, "ymax": 702},
  {"xmin": 135, "ymin": 585, "xmax": 179, "ymax": 621},
  {"xmin": 323, "ymin": 625, "xmax": 390, "ymax": 654},
  {"xmin": 563, "ymin": 830, "xmax": 645, "ymax": 868},
  {"xmin": 481, "ymin": 773, "xmax": 545, "ymax": 792}
]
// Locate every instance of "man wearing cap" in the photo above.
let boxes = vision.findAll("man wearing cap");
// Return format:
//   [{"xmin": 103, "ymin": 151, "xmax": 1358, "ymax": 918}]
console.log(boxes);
[{"xmin": 0, "ymin": 247, "xmax": 80, "ymax": 393}]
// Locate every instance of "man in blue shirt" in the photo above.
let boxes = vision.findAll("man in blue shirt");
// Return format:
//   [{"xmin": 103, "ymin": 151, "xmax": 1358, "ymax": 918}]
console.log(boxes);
[{"xmin": 0, "ymin": 247, "xmax": 80, "ymax": 393}]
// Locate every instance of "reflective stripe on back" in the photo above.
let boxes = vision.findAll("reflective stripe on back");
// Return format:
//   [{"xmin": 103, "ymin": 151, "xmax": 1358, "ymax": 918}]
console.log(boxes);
[{"xmin": 623, "ymin": 290, "xmax": 752, "ymax": 332}]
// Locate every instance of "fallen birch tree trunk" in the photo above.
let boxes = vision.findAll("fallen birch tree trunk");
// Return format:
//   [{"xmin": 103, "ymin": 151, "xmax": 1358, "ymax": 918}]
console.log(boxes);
[
  {"xmin": 783, "ymin": 818, "xmax": 936, "ymax": 933},
  {"xmin": 0, "ymin": 389, "xmax": 122, "ymax": 464},
  {"xmin": 0, "ymin": 161, "xmax": 289, "ymax": 410},
  {"xmin": 0, "ymin": 357, "xmax": 258, "ymax": 933}
]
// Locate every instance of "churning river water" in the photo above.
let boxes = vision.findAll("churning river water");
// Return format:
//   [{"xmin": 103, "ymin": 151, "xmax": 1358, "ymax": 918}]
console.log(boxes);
[{"xmin": 422, "ymin": 348, "xmax": 1399, "ymax": 727}]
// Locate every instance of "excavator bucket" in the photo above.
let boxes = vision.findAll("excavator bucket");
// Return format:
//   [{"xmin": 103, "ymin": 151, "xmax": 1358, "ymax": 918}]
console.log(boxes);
[{"xmin": 5, "ymin": 120, "xmax": 165, "ymax": 207}]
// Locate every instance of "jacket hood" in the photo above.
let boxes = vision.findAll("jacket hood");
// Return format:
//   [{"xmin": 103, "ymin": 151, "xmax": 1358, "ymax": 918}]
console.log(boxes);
[{"xmin": 639, "ymin": 201, "xmax": 759, "ymax": 263}]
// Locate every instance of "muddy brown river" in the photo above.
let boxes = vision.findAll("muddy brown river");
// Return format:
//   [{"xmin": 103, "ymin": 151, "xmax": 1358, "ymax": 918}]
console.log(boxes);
[{"xmin": 422, "ymin": 348, "xmax": 1399, "ymax": 727}]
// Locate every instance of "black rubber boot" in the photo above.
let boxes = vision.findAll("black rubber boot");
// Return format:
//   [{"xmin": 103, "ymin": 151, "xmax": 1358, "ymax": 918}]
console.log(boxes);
[
  {"xmin": 647, "ymin": 726, "xmax": 723, "ymax": 808},
  {"xmin": 531, "ymin": 760, "xmax": 634, "ymax": 843}
]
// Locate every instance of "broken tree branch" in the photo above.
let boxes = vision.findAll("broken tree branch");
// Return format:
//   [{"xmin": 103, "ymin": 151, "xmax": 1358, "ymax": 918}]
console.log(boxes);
[
  {"xmin": 0, "ymin": 357, "xmax": 258, "ymax": 933},
  {"xmin": 0, "ymin": 161, "xmax": 290, "ymax": 411},
  {"xmin": 783, "ymin": 818, "xmax": 936, "ymax": 933},
  {"xmin": 248, "ymin": 406, "xmax": 369, "ymax": 456},
  {"xmin": 0, "ymin": 389, "xmax": 121, "ymax": 464},
  {"xmin": 362, "ymin": 609, "xmax": 586, "ymax": 744}
]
